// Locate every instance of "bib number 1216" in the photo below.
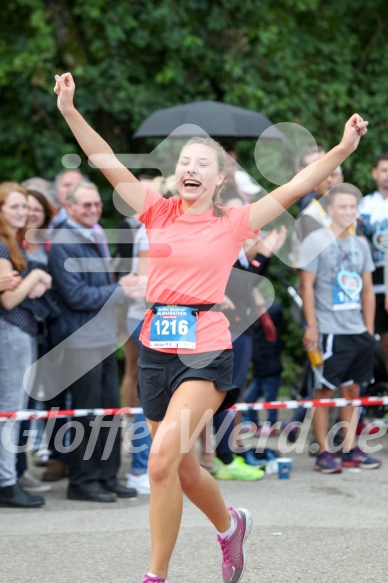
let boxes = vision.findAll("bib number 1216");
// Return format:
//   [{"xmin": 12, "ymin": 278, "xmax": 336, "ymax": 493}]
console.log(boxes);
[
  {"xmin": 154, "ymin": 319, "xmax": 189, "ymax": 336},
  {"xmin": 150, "ymin": 305, "xmax": 197, "ymax": 349}
]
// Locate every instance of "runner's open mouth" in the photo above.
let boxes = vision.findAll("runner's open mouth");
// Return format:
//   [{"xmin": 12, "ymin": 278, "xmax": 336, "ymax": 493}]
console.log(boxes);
[{"xmin": 183, "ymin": 179, "xmax": 201, "ymax": 188}]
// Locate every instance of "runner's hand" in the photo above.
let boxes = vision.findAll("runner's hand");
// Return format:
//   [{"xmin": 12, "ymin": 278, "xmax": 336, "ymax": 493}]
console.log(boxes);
[
  {"xmin": 340, "ymin": 113, "xmax": 368, "ymax": 154},
  {"xmin": 54, "ymin": 72, "xmax": 75, "ymax": 113}
]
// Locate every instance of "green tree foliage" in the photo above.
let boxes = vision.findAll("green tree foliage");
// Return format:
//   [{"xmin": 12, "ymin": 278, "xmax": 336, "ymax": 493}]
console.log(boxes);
[
  {"xmin": 2, "ymin": 0, "xmax": 388, "ymax": 186},
  {"xmin": 2, "ymin": 0, "xmax": 387, "ymax": 379}
]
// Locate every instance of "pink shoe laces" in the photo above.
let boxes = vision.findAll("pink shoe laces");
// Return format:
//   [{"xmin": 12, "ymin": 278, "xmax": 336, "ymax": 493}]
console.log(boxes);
[
  {"xmin": 218, "ymin": 536, "xmax": 233, "ymax": 568},
  {"xmin": 142, "ymin": 576, "xmax": 167, "ymax": 583}
]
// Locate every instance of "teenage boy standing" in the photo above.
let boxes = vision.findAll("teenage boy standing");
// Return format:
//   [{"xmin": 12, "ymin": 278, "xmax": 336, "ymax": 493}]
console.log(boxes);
[{"xmin": 299, "ymin": 184, "xmax": 381, "ymax": 473}]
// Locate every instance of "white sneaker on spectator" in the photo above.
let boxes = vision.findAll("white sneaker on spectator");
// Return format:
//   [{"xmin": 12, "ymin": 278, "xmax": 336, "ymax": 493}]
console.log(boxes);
[
  {"xmin": 125, "ymin": 472, "xmax": 150, "ymax": 495},
  {"xmin": 18, "ymin": 471, "xmax": 52, "ymax": 493},
  {"xmin": 32, "ymin": 448, "xmax": 50, "ymax": 466}
]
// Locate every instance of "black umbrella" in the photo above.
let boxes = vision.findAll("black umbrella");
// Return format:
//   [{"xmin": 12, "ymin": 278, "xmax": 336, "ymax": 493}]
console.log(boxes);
[{"xmin": 133, "ymin": 100, "xmax": 283, "ymax": 141}]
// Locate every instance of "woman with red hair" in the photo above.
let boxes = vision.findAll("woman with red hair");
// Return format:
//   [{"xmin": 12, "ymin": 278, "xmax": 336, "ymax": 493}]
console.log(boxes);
[{"xmin": 0, "ymin": 182, "xmax": 52, "ymax": 508}]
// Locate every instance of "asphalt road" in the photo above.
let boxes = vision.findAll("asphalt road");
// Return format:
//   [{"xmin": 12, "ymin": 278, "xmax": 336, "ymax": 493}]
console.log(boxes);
[{"xmin": 2, "ymin": 429, "xmax": 388, "ymax": 583}]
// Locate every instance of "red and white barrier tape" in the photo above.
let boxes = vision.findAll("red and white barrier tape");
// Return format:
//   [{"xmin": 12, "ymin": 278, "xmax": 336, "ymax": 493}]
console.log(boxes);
[{"xmin": 1, "ymin": 396, "xmax": 388, "ymax": 421}]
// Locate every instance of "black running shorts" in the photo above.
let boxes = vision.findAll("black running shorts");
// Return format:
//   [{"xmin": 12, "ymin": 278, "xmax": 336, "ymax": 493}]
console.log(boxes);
[
  {"xmin": 137, "ymin": 345, "xmax": 239, "ymax": 421},
  {"xmin": 316, "ymin": 331, "xmax": 375, "ymax": 390}
]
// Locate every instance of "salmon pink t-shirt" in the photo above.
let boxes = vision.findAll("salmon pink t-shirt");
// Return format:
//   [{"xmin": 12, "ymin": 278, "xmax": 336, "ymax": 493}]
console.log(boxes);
[{"xmin": 139, "ymin": 188, "xmax": 259, "ymax": 354}]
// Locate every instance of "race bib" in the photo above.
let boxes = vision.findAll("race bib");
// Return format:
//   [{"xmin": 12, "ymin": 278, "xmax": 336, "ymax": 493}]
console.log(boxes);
[
  {"xmin": 150, "ymin": 305, "xmax": 197, "ymax": 349},
  {"xmin": 373, "ymin": 228, "xmax": 388, "ymax": 253},
  {"xmin": 332, "ymin": 270, "xmax": 363, "ymax": 311}
]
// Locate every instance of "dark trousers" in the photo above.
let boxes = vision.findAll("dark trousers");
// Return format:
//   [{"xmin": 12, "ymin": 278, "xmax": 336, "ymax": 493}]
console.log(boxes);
[
  {"xmin": 16, "ymin": 420, "xmax": 28, "ymax": 478},
  {"xmin": 214, "ymin": 333, "xmax": 253, "ymax": 455},
  {"xmin": 45, "ymin": 389, "xmax": 70, "ymax": 463},
  {"xmin": 66, "ymin": 349, "xmax": 121, "ymax": 489}
]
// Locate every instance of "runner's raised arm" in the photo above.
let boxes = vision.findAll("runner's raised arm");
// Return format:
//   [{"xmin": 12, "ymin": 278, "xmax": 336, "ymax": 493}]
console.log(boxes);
[
  {"xmin": 249, "ymin": 114, "xmax": 368, "ymax": 231},
  {"xmin": 54, "ymin": 72, "xmax": 147, "ymax": 215}
]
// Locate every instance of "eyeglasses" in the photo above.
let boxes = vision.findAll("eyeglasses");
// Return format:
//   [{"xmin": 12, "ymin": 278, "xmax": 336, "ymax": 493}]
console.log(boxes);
[{"xmin": 75, "ymin": 201, "xmax": 103, "ymax": 210}]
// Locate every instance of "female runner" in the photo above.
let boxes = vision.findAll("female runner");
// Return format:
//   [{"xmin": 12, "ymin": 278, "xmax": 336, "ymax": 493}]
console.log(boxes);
[{"xmin": 54, "ymin": 72, "xmax": 367, "ymax": 583}]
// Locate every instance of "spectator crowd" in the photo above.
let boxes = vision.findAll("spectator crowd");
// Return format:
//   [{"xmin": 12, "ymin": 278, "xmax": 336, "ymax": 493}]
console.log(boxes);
[{"xmin": 0, "ymin": 144, "xmax": 386, "ymax": 509}]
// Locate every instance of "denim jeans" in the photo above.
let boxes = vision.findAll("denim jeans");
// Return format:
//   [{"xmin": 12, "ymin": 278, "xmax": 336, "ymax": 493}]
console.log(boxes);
[
  {"xmin": 0, "ymin": 320, "xmax": 36, "ymax": 487},
  {"xmin": 243, "ymin": 375, "xmax": 281, "ymax": 426},
  {"xmin": 16, "ymin": 397, "xmax": 48, "ymax": 478},
  {"xmin": 127, "ymin": 317, "xmax": 151, "ymax": 474}
]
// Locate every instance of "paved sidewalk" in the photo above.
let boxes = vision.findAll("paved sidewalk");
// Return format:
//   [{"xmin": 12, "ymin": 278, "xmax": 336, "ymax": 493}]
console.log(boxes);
[{"xmin": 1, "ymin": 431, "xmax": 388, "ymax": 583}]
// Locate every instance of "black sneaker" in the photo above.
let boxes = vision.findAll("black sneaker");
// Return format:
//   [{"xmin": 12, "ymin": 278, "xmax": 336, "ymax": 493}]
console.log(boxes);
[
  {"xmin": 0, "ymin": 483, "xmax": 45, "ymax": 508},
  {"xmin": 101, "ymin": 481, "xmax": 137, "ymax": 498}
]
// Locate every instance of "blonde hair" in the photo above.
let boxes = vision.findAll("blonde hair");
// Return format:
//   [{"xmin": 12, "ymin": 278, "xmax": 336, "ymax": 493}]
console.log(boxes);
[
  {"xmin": 0, "ymin": 182, "xmax": 28, "ymax": 271},
  {"xmin": 180, "ymin": 137, "xmax": 230, "ymax": 216}
]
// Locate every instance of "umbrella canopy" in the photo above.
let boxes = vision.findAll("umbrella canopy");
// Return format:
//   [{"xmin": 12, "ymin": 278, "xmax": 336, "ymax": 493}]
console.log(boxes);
[{"xmin": 133, "ymin": 100, "xmax": 283, "ymax": 141}]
